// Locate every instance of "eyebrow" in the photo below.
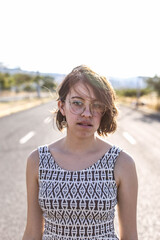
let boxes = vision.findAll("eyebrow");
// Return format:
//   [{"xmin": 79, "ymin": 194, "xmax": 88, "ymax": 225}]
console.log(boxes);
[
  {"xmin": 71, "ymin": 96, "xmax": 84, "ymax": 100},
  {"xmin": 71, "ymin": 96, "xmax": 99, "ymax": 102}
]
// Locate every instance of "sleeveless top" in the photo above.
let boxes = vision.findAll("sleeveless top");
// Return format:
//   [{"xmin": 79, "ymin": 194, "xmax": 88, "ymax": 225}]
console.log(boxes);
[{"xmin": 38, "ymin": 145, "xmax": 122, "ymax": 240}]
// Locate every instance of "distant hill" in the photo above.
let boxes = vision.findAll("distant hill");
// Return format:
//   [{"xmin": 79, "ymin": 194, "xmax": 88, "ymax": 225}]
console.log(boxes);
[
  {"xmin": 109, "ymin": 76, "xmax": 148, "ymax": 89},
  {"xmin": 0, "ymin": 64, "xmax": 148, "ymax": 89},
  {"xmin": 0, "ymin": 64, "xmax": 66, "ymax": 84}
]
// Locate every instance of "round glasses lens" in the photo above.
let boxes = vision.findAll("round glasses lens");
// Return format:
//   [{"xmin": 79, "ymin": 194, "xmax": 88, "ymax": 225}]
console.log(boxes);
[
  {"xmin": 91, "ymin": 102, "xmax": 106, "ymax": 116},
  {"xmin": 70, "ymin": 100, "xmax": 84, "ymax": 114}
]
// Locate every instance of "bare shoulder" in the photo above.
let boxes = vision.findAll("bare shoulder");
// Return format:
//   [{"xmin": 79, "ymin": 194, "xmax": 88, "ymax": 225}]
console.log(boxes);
[
  {"xmin": 26, "ymin": 148, "xmax": 39, "ymax": 180},
  {"xmin": 96, "ymin": 137, "xmax": 113, "ymax": 152},
  {"xmin": 115, "ymin": 150, "xmax": 138, "ymax": 186},
  {"xmin": 117, "ymin": 150, "xmax": 136, "ymax": 168}
]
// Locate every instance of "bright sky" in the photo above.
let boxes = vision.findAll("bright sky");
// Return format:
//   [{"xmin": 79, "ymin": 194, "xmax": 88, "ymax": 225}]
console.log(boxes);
[{"xmin": 0, "ymin": 0, "xmax": 160, "ymax": 78}]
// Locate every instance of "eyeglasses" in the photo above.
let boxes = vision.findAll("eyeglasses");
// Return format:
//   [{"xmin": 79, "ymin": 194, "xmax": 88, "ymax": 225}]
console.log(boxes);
[{"xmin": 66, "ymin": 98, "xmax": 106, "ymax": 116}]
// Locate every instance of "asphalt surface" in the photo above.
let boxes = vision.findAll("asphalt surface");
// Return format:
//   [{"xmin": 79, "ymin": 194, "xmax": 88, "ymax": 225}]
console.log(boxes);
[{"xmin": 0, "ymin": 101, "xmax": 160, "ymax": 239}]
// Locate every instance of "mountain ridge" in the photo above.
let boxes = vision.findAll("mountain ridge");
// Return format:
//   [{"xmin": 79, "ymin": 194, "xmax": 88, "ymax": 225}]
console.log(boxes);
[{"xmin": 0, "ymin": 64, "xmax": 147, "ymax": 89}]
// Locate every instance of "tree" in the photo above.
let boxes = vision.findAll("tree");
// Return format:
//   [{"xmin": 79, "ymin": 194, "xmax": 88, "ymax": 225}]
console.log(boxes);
[
  {"xmin": 13, "ymin": 73, "xmax": 32, "ymax": 92},
  {"xmin": 13, "ymin": 73, "xmax": 32, "ymax": 86},
  {"xmin": 146, "ymin": 75, "xmax": 160, "ymax": 96},
  {"xmin": 41, "ymin": 76, "xmax": 57, "ymax": 90},
  {"xmin": 32, "ymin": 72, "xmax": 43, "ymax": 98},
  {"xmin": 32, "ymin": 74, "xmax": 57, "ymax": 97},
  {"xmin": 0, "ymin": 73, "xmax": 5, "ymax": 90},
  {"xmin": 0, "ymin": 72, "xmax": 14, "ymax": 90}
]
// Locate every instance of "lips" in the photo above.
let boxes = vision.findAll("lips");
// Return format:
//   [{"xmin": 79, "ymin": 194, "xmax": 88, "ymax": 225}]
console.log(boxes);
[{"xmin": 77, "ymin": 121, "xmax": 93, "ymax": 127}]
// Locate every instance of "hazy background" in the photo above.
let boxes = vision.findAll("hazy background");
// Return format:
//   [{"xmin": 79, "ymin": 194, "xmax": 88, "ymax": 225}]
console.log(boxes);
[
  {"xmin": 0, "ymin": 0, "xmax": 160, "ymax": 239},
  {"xmin": 1, "ymin": 0, "xmax": 160, "ymax": 78}
]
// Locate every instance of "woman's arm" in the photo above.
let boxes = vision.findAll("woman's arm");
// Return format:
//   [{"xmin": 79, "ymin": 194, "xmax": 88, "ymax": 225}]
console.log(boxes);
[
  {"xmin": 115, "ymin": 152, "xmax": 138, "ymax": 240},
  {"xmin": 22, "ymin": 150, "xmax": 44, "ymax": 240}
]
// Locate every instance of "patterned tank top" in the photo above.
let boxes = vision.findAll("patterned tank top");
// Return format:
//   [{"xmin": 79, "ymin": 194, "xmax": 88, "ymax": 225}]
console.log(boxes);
[{"xmin": 38, "ymin": 145, "xmax": 121, "ymax": 240}]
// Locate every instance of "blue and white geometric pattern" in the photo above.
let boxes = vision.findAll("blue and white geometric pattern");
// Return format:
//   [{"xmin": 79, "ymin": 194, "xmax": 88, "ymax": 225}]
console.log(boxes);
[{"xmin": 38, "ymin": 145, "xmax": 121, "ymax": 240}]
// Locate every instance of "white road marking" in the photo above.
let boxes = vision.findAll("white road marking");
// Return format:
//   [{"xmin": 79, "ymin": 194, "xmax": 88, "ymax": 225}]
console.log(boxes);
[
  {"xmin": 19, "ymin": 131, "xmax": 35, "ymax": 144},
  {"xmin": 123, "ymin": 131, "xmax": 136, "ymax": 145},
  {"xmin": 44, "ymin": 117, "xmax": 52, "ymax": 124}
]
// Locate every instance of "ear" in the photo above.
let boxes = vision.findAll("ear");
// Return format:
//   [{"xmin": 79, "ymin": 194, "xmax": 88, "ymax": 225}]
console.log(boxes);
[{"xmin": 58, "ymin": 100, "xmax": 66, "ymax": 116}]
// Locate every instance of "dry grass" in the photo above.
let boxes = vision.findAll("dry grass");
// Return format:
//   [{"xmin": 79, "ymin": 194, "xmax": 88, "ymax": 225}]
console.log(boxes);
[
  {"xmin": 0, "ymin": 91, "xmax": 159, "ymax": 118},
  {"xmin": 117, "ymin": 93, "xmax": 160, "ymax": 113},
  {"xmin": 0, "ymin": 92, "xmax": 57, "ymax": 118}
]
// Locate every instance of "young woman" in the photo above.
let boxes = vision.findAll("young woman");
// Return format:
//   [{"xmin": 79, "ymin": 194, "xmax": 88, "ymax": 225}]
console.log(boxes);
[{"xmin": 22, "ymin": 65, "xmax": 138, "ymax": 240}]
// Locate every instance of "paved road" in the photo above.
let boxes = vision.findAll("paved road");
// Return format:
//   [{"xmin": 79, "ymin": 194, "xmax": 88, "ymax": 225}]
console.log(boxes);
[{"xmin": 0, "ymin": 101, "xmax": 160, "ymax": 239}]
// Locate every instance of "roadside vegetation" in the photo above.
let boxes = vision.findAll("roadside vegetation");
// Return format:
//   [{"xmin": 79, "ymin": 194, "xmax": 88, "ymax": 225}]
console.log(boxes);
[
  {"xmin": 0, "ymin": 72, "xmax": 58, "ymax": 117},
  {"xmin": 116, "ymin": 75, "xmax": 160, "ymax": 111},
  {"xmin": 0, "ymin": 71, "xmax": 160, "ymax": 113},
  {"xmin": 0, "ymin": 72, "xmax": 57, "ymax": 96}
]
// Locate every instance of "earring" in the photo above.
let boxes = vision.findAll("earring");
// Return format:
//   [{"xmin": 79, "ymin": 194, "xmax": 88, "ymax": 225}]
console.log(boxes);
[{"xmin": 61, "ymin": 117, "xmax": 68, "ymax": 128}]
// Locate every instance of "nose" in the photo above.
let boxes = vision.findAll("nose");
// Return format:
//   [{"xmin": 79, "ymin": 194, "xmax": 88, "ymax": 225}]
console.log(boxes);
[{"xmin": 81, "ymin": 104, "xmax": 93, "ymax": 117}]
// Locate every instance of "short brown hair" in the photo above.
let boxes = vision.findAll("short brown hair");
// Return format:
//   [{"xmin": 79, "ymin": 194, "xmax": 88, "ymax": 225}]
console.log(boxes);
[{"xmin": 55, "ymin": 65, "xmax": 118, "ymax": 136}]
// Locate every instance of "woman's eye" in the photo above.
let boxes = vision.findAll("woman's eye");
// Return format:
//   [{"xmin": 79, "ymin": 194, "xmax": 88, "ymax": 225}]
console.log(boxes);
[
  {"xmin": 72, "ymin": 100, "xmax": 83, "ymax": 106},
  {"xmin": 93, "ymin": 102, "xmax": 105, "ymax": 112},
  {"xmin": 93, "ymin": 103, "xmax": 101, "ymax": 109}
]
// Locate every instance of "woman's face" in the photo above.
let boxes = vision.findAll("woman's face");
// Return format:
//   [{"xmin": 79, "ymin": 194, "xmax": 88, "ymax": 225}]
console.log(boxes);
[{"xmin": 59, "ymin": 82, "xmax": 103, "ymax": 139}]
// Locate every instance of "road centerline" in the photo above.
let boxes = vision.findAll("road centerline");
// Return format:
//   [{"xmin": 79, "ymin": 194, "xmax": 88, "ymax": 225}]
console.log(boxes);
[
  {"xmin": 123, "ymin": 131, "xmax": 136, "ymax": 145},
  {"xmin": 19, "ymin": 131, "xmax": 35, "ymax": 144},
  {"xmin": 44, "ymin": 117, "xmax": 52, "ymax": 124}
]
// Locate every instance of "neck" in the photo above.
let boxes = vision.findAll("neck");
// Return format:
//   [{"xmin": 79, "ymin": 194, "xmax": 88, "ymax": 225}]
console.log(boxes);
[{"xmin": 62, "ymin": 133, "xmax": 98, "ymax": 155}]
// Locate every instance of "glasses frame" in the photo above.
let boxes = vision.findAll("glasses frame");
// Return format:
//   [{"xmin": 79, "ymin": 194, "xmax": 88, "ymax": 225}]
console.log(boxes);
[{"xmin": 64, "ymin": 99, "xmax": 107, "ymax": 117}]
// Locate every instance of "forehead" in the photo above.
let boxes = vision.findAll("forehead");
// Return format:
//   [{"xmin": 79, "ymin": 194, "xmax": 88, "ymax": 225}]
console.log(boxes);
[{"xmin": 67, "ymin": 82, "xmax": 97, "ymax": 100}]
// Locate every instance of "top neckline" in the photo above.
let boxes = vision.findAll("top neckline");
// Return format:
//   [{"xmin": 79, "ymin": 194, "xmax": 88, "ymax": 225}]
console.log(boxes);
[{"xmin": 46, "ymin": 145, "xmax": 116, "ymax": 173}]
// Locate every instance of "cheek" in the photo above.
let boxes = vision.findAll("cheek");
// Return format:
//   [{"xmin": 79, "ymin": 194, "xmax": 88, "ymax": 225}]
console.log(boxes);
[
  {"xmin": 94, "ymin": 116, "xmax": 102, "ymax": 131},
  {"xmin": 96, "ymin": 120, "xmax": 101, "ymax": 129},
  {"xmin": 65, "ymin": 112, "xmax": 77, "ymax": 124},
  {"xmin": 95, "ymin": 115, "xmax": 102, "ymax": 125}
]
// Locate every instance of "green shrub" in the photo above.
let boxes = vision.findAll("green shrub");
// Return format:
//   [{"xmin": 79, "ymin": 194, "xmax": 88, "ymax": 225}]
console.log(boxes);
[
  {"xmin": 116, "ymin": 88, "xmax": 151, "ymax": 97},
  {"xmin": 24, "ymin": 85, "xmax": 35, "ymax": 92}
]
